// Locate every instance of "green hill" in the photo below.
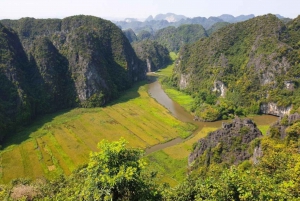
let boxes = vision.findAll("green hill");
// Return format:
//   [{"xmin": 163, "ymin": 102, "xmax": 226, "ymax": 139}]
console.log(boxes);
[
  {"xmin": 0, "ymin": 16, "xmax": 146, "ymax": 142},
  {"xmin": 133, "ymin": 40, "xmax": 170, "ymax": 72},
  {"xmin": 154, "ymin": 24, "xmax": 208, "ymax": 52},
  {"xmin": 171, "ymin": 14, "xmax": 300, "ymax": 121},
  {"xmin": 206, "ymin": 21, "xmax": 230, "ymax": 36}
]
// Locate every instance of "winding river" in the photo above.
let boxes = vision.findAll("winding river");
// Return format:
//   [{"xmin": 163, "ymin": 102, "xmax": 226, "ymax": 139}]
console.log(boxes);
[{"xmin": 145, "ymin": 75, "xmax": 278, "ymax": 154}]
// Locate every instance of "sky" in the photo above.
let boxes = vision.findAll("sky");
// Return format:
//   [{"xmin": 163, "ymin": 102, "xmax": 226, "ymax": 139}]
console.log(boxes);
[{"xmin": 0, "ymin": 0, "xmax": 299, "ymax": 21}]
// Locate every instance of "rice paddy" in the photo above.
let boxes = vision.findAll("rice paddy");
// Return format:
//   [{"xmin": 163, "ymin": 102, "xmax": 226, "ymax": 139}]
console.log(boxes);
[{"xmin": 0, "ymin": 81, "xmax": 194, "ymax": 183}]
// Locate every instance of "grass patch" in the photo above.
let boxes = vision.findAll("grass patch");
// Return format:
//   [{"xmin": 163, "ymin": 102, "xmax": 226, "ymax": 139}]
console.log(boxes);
[
  {"xmin": 164, "ymin": 88, "xmax": 194, "ymax": 112},
  {"xmin": 257, "ymin": 125, "xmax": 271, "ymax": 135},
  {"xmin": 155, "ymin": 52, "xmax": 177, "ymax": 77}
]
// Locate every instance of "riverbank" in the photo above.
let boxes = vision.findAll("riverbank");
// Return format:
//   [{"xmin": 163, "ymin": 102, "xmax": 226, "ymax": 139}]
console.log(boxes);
[{"xmin": 144, "ymin": 74, "xmax": 278, "ymax": 186}]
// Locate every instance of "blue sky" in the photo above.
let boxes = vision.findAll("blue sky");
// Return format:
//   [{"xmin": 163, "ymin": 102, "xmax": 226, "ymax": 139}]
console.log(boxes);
[{"xmin": 0, "ymin": 0, "xmax": 299, "ymax": 20}]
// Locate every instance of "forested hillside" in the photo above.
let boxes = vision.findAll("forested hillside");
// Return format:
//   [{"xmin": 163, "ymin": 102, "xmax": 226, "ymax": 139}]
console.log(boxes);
[
  {"xmin": 133, "ymin": 40, "xmax": 171, "ymax": 72},
  {"xmin": 0, "ymin": 15, "xmax": 146, "ymax": 142},
  {"xmin": 154, "ymin": 24, "xmax": 208, "ymax": 52},
  {"xmin": 171, "ymin": 14, "xmax": 300, "ymax": 121}
]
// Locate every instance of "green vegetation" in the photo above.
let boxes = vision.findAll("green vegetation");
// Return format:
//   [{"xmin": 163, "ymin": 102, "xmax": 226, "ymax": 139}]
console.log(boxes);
[
  {"xmin": 133, "ymin": 40, "xmax": 170, "ymax": 72},
  {"xmin": 137, "ymin": 30, "xmax": 153, "ymax": 41},
  {"xmin": 171, "ymin": 14, "xmax": 300, "ymax": 121},
  {"xmin": 1, "ymin": 14, "xmax": 300, "ymax": 200},
  {"xmin": 206, "ymin": 21, "xmax": 230, "ymax": 35},
  {"xmin": 154, "ymin": 24, "xmax": 207, "ymax": 52},
  {"xmin": 80, "ymin": 138, "xmax": 160, "ymax": 200}
]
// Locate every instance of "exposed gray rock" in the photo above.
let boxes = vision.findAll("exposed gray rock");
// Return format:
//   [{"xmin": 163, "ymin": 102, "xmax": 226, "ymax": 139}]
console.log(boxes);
[
  {"xmin": 212, "ymin": 80, "xmax": 226, "ymax": 97},
  {"xmin": 179, "ymin": 74, "xmax": 189, "ymax": 90},
  {"xmin": 284, "ymin": 80, "xmax": 294, "ymax": 90},
  {"xmin": 260, "ymin": 102, "xmax": 292, "ymax": 117},
  {"xmin": 189, "ymin": 117, "xmax": 262, "ymax": 166}
]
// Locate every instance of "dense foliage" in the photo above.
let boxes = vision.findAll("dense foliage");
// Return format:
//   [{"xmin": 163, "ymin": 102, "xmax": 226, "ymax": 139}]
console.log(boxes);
[
  {"xmin": 133, "ymin": 40, "xmax": 171, "ymax": 72},
  {"xmin": 171, "ymin": 14, "xmax": 300, "ymax": 121},
  {"xmin": 206, "ymin": 22, "xmax": 230, "ymax": 36},
  {"xmin": 154, "ymin": 24, "xmax": 208, "ymax": 52},
  {"xmin": 0, "ymin": 15, "xmax": 146, "ymax": 143},
  {"xmin": 136, "ymin": 30, "xmax": 153, "ymax": 41}
]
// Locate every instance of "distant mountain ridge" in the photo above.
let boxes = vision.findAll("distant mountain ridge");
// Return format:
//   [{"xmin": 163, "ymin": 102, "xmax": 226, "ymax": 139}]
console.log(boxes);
[
  {"xmin": 151, "ymin": 13, "xmax": 187, "ymax": 22},
  {"xmin": 115, "ymin": 13, "xmax": 286, "ymax": 34},
  {"xmin": 218, "ymin": 14, "xmax": 255, "ymax": 23}
]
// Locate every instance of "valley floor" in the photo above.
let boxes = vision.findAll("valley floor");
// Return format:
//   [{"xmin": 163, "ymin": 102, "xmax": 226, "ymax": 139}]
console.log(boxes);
[
  {"xmin": 0, "ymin": 80, "xmax": 193, "ymax": 183},
  {"xmin": 0, "ymin": 53, "xmax": 278, "ymax": 186}
]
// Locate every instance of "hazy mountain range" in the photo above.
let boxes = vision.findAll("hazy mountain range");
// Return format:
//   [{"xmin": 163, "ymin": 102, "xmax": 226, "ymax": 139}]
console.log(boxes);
[{"xmin": 114, "ymin": 13, "xmax": 288, "ymax": 34}]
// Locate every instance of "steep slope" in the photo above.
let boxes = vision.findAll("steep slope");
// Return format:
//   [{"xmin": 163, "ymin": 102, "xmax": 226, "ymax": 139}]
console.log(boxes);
[
  {"xmin": 172, "ymin": 14, "xmax": 300, "ymax": 121},
  {"xmin": 123, "ymin": 28, "xmax": 137, "ymax": 43},
  {"xmin": 0, "ymin": 15, "xmax": 146, "ymax": 142},
  {"xmin": 154, "ymin": 24, "xmax": 208, "ymax": 52},
  {"xmin": 0, "ymin": 23, "xmax": 32, "ymax": 140},
  {"xmin": 133, "ymin": 40, "xmax": 170, "ymax": 72},
  {"xmin": 137, "ymin": 30, "xmax": 153, "ymax": 41},
  {"xmin": 206, "ymin": 22, "xmax": 230, "ymax": 36}
]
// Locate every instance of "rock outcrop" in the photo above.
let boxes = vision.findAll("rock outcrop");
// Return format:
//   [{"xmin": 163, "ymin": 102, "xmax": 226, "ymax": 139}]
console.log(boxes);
[
  {"xmin": 260, "ymin": 102, "xmax": 292, "ymax": 117},
  {"xmin": 212, "ymin": 81, "xmax": 226, "ymax": 97},
  {"xmin": 189, "ymin": 117, "xmax": 262, "ymax": 166}
]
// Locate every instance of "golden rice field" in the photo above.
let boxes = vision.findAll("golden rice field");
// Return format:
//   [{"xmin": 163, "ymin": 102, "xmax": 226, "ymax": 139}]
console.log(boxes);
[{"xmin": 0, "ymin": 81, "xmax": 194, "ymax": 183}]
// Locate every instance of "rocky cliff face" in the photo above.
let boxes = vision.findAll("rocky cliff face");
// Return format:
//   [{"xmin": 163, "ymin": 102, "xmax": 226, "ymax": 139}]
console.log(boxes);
[
  {"xmin": 0, "ymin": 16, "xmax": 146, "ymax": 141},
  {"xmin": 260, "ymin": 102, "xmax": 292, "ymax": 117},
  {"xmin": 189, "ymin": 118, "xmax": 262, "ymax": 167}
]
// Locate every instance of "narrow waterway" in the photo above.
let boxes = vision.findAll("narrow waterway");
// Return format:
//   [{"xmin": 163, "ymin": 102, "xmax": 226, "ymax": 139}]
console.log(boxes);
[{"xmin": 145, "ymin": 75, "xmax": 278, "ymax": 154}]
